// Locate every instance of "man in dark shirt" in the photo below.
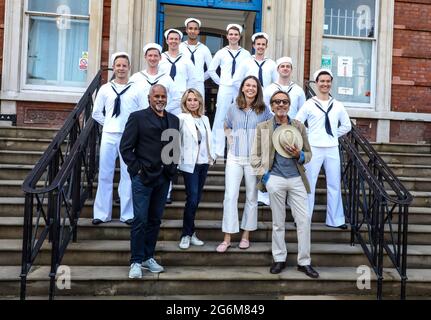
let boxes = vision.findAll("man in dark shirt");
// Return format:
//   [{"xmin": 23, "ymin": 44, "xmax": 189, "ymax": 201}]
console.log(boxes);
[{"xmin": 120, "ymin": 84, "xmax": 180, "ymax": 279}]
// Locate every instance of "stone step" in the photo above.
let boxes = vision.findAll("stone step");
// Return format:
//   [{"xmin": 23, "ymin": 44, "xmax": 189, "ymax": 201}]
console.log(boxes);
[
  {"xmin": 0, "ymin": 151, "xmax": 44, "ymax": 165},
  {"xmin": 1, "ymin": 196, "xmax": 430, "ymax": 225},
  {"xmin": 1, "ymin": 265, "xmax": 430, "ymax": 298},
  {"xmin": 371, "ymin": 143, "xmax": 431, "ymax": 154},
  {"xmin": 376, "ymin": 152, "xmax": 431, "ymax": 166},
  {"xmin": 0, "ymin": 127, "xmax": 57, "ymax": 140},
  {"xmin": 1, "ymin": 218, "xmax": 430, "ymax": 245},
  {"xmin": 1, "ymin": 239, "xmax": 430, "ymax": 269},
  {"xmin": 0, "ymin": 138, "xmax": 59, "ymax": 152},
  {"xmin": 2, "ymin": 162, "xmax": 429, "ymax": 183}
]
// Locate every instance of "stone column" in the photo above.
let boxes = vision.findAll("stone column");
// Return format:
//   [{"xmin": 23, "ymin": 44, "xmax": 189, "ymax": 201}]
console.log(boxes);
[{"xmin": 262, "ymin": 0, "xmax": 307, "ymax": 86}]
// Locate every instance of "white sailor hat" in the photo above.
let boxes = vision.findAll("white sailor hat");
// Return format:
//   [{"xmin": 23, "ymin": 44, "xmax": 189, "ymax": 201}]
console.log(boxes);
[
  {"xmin": 143, "ymin": 43, "xmax": 162, "ymax": 54},
  {"xmin": 226, "ymin": 24, "xmax": 243, "ymax": 34},
  {"xmin": 164, "ymin": 28, "xmax": 184, "ymax": 40},
  {"xmin": 276, "ymin": 57, "xmax": 293, "ymax": 68},
  {"xmin": 185, "ymin": 17, "xmax": 201, "ymax": 28},
  {"xmin": 313, "ymin": 68, "xmax": 334, "ymax": 82},
  {"xmin": 111, "ymin": 52, "xmax": 130, "ymax": 65},
  {"xmin": 251, "ymin": 32, "xmax": 269, "ymax": 42}
]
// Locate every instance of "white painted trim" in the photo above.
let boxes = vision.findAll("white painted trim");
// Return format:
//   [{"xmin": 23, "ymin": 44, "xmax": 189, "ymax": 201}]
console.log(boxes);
[
  {"xmin": 1, "ymin": 0, "xmax": 103, "ymax": 106},
  {"xmin": 346, "ymin": 109, "xmax": 431, "ymax": 122}
]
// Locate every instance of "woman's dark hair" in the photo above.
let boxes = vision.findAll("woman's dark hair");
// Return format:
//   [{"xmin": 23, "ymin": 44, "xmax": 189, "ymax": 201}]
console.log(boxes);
[{"xmin": 235, "ymin": 75, "xmax": 266, "ymax": 115}]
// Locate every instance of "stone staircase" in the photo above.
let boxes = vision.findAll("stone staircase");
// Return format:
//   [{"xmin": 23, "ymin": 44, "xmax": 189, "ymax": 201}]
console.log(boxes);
[{"xmin": 0, "ymin": 127, "xmax": 431, "ymax": 299}]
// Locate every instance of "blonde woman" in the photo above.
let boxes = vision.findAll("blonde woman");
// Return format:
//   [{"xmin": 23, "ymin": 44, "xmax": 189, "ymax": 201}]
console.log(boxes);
[{"xmin": 177, "ymin": 89, "xmax": 214, "ymax": 249}]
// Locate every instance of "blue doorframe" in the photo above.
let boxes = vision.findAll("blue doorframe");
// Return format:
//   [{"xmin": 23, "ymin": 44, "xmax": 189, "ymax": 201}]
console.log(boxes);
[{"xmin": 157, "ymin": 0, "xmax": 262, "ymax": 45}]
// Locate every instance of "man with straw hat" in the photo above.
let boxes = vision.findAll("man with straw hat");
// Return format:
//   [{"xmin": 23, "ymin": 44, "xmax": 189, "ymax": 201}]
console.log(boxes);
[{"xmin": 251, "ymin": 90, "xmax": 319, "ymax": 278}]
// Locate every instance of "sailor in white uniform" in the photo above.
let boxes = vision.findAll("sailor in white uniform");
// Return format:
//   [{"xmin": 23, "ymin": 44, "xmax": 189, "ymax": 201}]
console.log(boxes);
[
  {"xmin": 179, "ymin": 18, "xmax": 213, "ymax": 100},
  {"xmin": 208, "ymin": 24, "xmax": 251, "ymax": 159},
  {"xmin": 295, "ymin": 69, "xmax": 352, "ymax": 229},
  {"xmin": 92, "ymin": 52, "xmax": 146, "ymax": 225},
  {"xmin": 263, "ymin": 57, "xmax": 306, "ymax": 119},
  {"xmin": 232, "ymin": 32, "xmax": 278, "ymax": 93},
  {"xmin": 159, "ymin": 28, "xmax": 199, "ymax": 116},
  {"xmin": 130, "ymin": 43, "xmax": 181, "ymax": 113}
]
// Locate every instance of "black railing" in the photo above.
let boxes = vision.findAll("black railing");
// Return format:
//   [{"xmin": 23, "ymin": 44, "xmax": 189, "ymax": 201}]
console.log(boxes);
[
  {"xmin": 305, "ymin": 81, "xmax": 412, "ymax": 299},
  {"xmin": 20, "ymin": 70, "xmax": 104, "ymax": 300}
]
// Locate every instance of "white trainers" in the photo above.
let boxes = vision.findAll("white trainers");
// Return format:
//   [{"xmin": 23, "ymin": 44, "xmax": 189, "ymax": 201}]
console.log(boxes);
[
  {"xmin": 179, "ymin": 236, "xmax": 191, "ymax": 250},
  {"xmin": 142, "ymin": 258, "xmax": 165, "ymax": 273},
  {"xmin": 128, "ymin": 263, "xmax": 142, "ymax": 279},
  {"xmin": 190, "ymin": 233, "xmax": 204, "ymax": 246}
]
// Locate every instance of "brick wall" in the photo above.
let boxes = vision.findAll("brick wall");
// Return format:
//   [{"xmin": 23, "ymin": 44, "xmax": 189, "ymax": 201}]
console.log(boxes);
[
  {"xmin": 304, "ymin": 0, "xmax": 312, "ymax": 85},
  {"xmin": 0, "ymin": 0, "xmax": 5, "ymax": 77},
  {"xmin": 101, "ymin": 0, "xmax": 111, "ymax": 83},
  {"xmin": 392, "ymin": 1, "xmax": 431, "ymax": 116}
]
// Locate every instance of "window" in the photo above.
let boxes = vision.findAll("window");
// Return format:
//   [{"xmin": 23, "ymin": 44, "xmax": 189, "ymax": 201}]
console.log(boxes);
[
  {"xmin": 24, "ymin": 0, "xmax": 90, "ymax": 88},
  {"xmin": 321, "ymin": 0, "xmax": 378, "ymax": 106}
]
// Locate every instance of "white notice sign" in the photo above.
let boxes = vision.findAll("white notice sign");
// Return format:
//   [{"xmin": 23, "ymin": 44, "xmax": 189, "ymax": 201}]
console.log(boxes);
[
  {"xmin": 338, "ymin": 87, "xmax": 354, "ymax": 96},
  {"xmin": 338, "ymin": 56, "xmax": 353, "ymax": 78}
]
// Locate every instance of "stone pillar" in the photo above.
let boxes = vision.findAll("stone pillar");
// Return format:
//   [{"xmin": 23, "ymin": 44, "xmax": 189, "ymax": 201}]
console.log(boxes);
[
  {"xmin": 109, "ymin": 0, "xmax": 135, "ymax": 68},
  {"xmin": 262, "ymin": 0, "xmax": 307, "ymax": 86}
]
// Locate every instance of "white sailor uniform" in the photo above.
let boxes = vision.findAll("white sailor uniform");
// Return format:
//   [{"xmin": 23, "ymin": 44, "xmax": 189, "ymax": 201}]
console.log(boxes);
[
  {"xmin": 295, "ymin": 96, "xmax": 352, "ymax": 227},
  {"xmin": 263, "ymin": 82, "xmax": 306, "ymax": 118},
  {"xmin": 232, "ymin": 56, "xmax": 278, "ymax": 92},
  {"xmin": 208, "ymin": 46, "xmax": 251, "ymax": 158},
  {"xmin": 179, "ymin": 42, "xmax": 212, "ymax": 100},
  {"xmin": 159, "ymin": 52, "xmax": 199, "ymax": 115},
  {"xmin": 92, "ymin": 81, "xmax": 146, "ymax": 223},
  {"xmin": 129, "ymin": 70, "xmax": 181, "ymax": 113}
]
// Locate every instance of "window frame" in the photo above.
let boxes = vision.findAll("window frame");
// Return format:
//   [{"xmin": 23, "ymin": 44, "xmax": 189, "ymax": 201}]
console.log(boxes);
[
  {"xmin": 321, "ymin": 0, "xmax": 379, "ymax": 108},
  {"xmin": 21, "ymin": 0, "xmax": 92, "ymax": 93}
]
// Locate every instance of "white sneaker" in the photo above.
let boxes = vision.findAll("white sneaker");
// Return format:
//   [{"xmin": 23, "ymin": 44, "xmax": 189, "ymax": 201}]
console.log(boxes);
[
  {"xmin": 190, "ymin": 233, "xmax": 204, "ymax": 246},
  {"xmin": 129, "ymin": 263, "xmax": 142, "ymax": 279},
  {"xmin": 142, "ymin": 258, "xmax": 165, "ymax": 273},
  {"xmin": 179, "ymin": 236, "xmax": 191, "ymax": 250}
]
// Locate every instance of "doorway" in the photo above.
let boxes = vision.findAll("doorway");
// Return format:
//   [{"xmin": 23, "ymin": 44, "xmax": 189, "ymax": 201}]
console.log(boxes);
[{"xmin": 157, "ymin": 1, "xmax": 263, "ymax": 123}]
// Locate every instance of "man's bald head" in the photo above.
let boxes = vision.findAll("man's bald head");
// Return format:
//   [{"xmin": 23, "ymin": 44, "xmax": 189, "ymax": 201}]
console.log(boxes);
[
  {"xmin": 149, "ymin": 84, "xmax": 167, "ymax": 97},
  {"xmin": 148, "ymin": 84, "xmax": 168, "ymax": 116}
]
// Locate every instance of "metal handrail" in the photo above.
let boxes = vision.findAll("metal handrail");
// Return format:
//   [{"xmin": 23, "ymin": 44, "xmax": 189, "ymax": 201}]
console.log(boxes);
[
  {"xmin": 20, "ymin": 70, "xmax": 104, "ymax": 300},
  {"xmin": 304, "ymin": 81, "xmax": 411, "ymax": 299}
]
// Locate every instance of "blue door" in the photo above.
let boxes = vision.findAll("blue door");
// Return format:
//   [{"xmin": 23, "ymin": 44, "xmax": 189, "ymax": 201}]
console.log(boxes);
[{"xmin": 157, "ymin": 0, "xmax": 262, "ymax": 44}]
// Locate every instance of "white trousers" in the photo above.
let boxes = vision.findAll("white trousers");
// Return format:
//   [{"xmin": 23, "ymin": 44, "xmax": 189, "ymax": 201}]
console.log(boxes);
[
  {"xmin": 196, "ymin": 81, "xmax": 205, "ymax": 102},
  {"xmin": 266, "ymin": 175, "xmax": 311, "ymax": 265},
  {"xmin": 305, "ymin": 146, "xmax": 345, "ymax": 227},
  {"xmin": 93, "ymin": 132, "xmax": 133, "ymax": 222},
  {"xmin": 211, "ymin": 85, "xmax": 236, "ymax": 159},
  {"xmin": 222, "ymin": 154, "xmax": 258, "ymax": 234}
]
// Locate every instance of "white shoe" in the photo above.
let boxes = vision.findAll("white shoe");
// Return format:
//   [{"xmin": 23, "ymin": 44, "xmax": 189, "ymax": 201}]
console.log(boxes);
[
  {"xmin": 190, "ymin": 233, "xmax": 204, "ymax": 246},
  {"xmin": 129, "ymin": 263, "xmax": 142, "ymax": 279},
  {"xmin": 179, "ymin": 236, "xmax": 191, "ymax": 250}
]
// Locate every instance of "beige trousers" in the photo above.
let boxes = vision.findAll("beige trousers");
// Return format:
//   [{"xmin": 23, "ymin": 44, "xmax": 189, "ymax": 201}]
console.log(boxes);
[{"xmin": 266, "ymin": 175, "xmax": 311, "ymax": 266}]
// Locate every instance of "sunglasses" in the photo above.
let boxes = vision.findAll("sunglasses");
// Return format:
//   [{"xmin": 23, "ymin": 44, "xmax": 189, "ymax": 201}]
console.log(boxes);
[{"xmin": 271, "ymin": 99, "xmax": 290, "ymax": 105}]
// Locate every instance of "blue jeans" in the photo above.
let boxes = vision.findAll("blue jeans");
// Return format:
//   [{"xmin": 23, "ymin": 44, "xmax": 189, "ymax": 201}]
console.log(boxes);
[
  {"xmin": 130, "ymin": 174, "xmax": 170, "ymax": 264},
  {"xmin": 181, "ymin": 164, "xmax": 209, "ymax": 237}
]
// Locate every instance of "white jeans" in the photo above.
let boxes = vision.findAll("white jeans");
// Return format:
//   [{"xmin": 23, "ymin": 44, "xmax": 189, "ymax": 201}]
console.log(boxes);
[
  {"xmin": 211, "ymin": 85, "xmax": 236, "ymax": 159},
  {"xmin": 266, "ymin": 175, "xmax": 311, "ymax": 265},
  {"xmin": 222, "ymin": 154, "xmax": 258, "ymax": 234},
  {"xmin": 93, "ymin": 132, "xmax": 133, "ymax": 222},
  {"xmin": 305, "ymin": 146, "xmax": 345, "ymax": 227}
]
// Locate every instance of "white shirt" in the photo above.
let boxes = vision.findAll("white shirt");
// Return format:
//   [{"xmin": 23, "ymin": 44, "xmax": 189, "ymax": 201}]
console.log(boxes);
[
  {"xmin": 295, "ymin": 97, "xmax": 352, "ymax": 147},
  {"xmin": 159, "ymin": 52, "xmax": 199, "ymax": 95},
  {"xmin": 179, "ymin": 42, "xmax": 213, "ymax": 83},
  {"xmin": 208, "ymin": 47, "xmax": 251, "ymax": 86},
  {"xmin": 92, "ymin": 81, "xmax": 145, "ymax": 133},
  {"xmin": 264, "ymin": 82, "xmax": 306, "ymax": 118},
  {"xmin": 129, "ymin": 70, "xmax": 181, "ymax": 114},
  {"xmin": 232, "ymin": 56, "xmax": 278, "ymax": 91}
]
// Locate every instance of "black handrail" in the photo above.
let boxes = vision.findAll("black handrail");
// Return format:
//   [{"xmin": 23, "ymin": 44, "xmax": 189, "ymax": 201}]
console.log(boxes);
[
  {"xmin": 304, "ymin": 81, "xmax": 412, "ymax": 299},
  {"xmin": 20, "ymin": 70, "xmax": 104, "ymax": 300}
]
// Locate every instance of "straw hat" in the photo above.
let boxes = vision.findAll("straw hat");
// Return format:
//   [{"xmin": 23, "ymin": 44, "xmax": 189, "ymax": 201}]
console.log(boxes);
[{"xmin": 272, "ymin": 124, "xmax": 303, "ymax": 158}]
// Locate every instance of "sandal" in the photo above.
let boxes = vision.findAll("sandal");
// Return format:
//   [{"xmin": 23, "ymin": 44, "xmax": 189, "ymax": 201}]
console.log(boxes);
[
  {"xmin": 216, "ymin": 241, "xmax": 231, "ymax": 253},
  {"xmin": 238, "ymin": 238, "xmax": 250, "ymax": 249}
]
